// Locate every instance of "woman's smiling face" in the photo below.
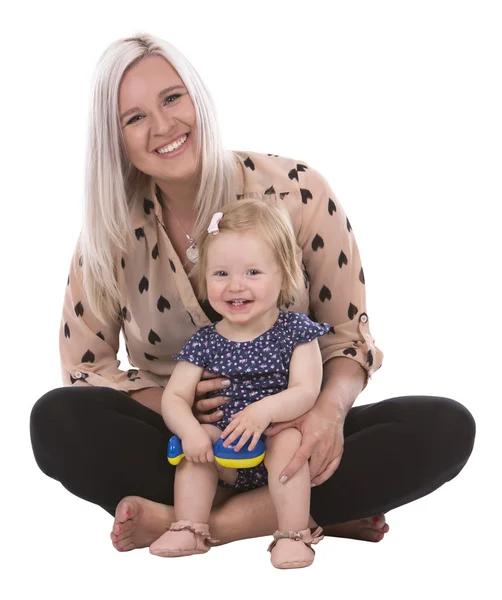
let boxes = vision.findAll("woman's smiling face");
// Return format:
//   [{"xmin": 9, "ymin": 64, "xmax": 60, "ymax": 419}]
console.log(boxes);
[{"xmin": 118, "ymin": 55, "xmax": 200, "ymax": 184}]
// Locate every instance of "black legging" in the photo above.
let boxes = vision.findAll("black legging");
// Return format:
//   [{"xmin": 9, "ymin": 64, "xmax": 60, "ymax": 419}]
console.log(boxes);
[{"xmin": 29, "ymin": 386, "xmax": 475, "ymax": 526}]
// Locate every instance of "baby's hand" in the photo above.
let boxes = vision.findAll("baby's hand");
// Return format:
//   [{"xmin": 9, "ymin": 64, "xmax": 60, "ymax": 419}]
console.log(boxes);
[
  {"xmin": 220, "ymin": 403, "xmax": 272, "ymax": 452},
  {"xmin": 182, "ymin": 428, "xmax": 215, "ymax": 463}
]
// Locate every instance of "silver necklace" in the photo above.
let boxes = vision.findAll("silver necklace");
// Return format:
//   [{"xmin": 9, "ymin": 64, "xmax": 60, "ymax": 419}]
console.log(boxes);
[{"xmin": 163, "ymin": 203, "xmax": 199, "ymax": 264}]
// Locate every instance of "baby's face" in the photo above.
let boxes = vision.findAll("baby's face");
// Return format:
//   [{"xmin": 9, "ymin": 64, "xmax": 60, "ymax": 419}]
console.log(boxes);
[{"xmin": 205, "ymin": 231, "xmax": 283, "ymax": 327}]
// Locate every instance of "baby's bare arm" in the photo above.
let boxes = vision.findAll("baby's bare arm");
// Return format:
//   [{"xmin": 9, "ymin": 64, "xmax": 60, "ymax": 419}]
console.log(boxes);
[
  {"xmin": 259, "ymin": 340, "xmax": 323, "ymax": 423},
  {"xmin": 162, "ymin": 361, "xmax": 205, "ymax": 437}
]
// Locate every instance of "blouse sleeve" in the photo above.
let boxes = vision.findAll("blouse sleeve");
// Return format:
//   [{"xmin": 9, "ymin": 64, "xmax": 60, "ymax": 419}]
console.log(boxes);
[
  {"xmin": 59, "ymin": 239, "xmax": 163, "ymax": 392},
  {"xmin": 172, "ymin": 328, "xmax": 211, "ymax": 370},
  {"xmin": 295, "ymin": 165, "xmax": 384, "ymax": 387}
]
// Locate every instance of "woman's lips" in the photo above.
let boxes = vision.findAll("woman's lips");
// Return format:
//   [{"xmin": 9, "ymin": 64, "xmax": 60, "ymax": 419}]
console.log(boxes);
[{"xmin": 154, "ymin": 133, "xmax": 190, "ymax": 159}]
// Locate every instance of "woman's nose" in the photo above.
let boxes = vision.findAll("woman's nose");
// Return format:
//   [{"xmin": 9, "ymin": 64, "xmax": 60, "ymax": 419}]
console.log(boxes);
[{"xmin": 151, "ymin": 110, "xmax": 175, "ymax": 136}]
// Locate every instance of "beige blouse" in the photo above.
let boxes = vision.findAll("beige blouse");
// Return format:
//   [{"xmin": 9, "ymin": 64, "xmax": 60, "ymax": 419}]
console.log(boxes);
[{"xmin": 60, "ymin": 151, "xmax": 383, "ymax": 393}]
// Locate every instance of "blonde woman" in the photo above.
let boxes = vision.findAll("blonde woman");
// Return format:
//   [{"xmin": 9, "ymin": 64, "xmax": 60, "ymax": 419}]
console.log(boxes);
[{"xmin": 30, "ymin": 33, "xmax": 475, "ymax": 556}]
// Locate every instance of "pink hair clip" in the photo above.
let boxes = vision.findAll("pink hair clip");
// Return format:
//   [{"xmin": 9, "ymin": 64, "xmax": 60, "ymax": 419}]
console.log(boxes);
[{"xmin": 207, "ymin": 212, "xmax": 223, "ymax": 235}]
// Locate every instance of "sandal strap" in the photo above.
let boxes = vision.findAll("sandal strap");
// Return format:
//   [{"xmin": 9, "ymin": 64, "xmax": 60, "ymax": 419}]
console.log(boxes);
[
  {"xmin": 167, "ymin": 519, "xmax": 220, "ymax": 545},
  {"xmin": 267, "ymin": 526, "xmax": 324, "ymax": 553}
]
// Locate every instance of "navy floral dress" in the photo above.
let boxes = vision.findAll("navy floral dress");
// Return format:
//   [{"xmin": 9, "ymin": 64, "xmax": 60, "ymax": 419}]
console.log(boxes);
[{"xmin": 173, "ymin": 311, "xmax": 329, "ymax": 490}]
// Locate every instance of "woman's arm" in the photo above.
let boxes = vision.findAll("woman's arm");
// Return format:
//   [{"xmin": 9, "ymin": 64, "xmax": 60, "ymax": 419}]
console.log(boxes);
[
  {"xmin": 263, "ymin": 163, "xmax": 384, "ymax": 483},
  {"xmin": 317, "ymin": 355, "xmax": 366, "ymax": 416},
  {"xmin": 61, "ymin": 238, "xmax": 163, "ymax": 394},
  {"xmin": 129, "ymin": 388, "xmax": 164, "ymax": 415},
  {"xmin": 293, "ymin": 164, "xmax": 384, "ymax": 388},
  {"xmin": 265, "ymin": 355, "xmax": 366, "ymax": 484}
]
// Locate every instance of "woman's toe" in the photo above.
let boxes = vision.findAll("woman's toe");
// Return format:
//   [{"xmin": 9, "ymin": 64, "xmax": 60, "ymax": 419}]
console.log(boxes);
[
  {"xmin": 367, "ymin": 514, "xmax": 386, "ymax": 529},
  {"xmin": 119, "ymin": 541, "xmax": 136, "ymax": 552},
  {"xmin": 361, "ymin": 528, "xmax": 385, "ymax": 542}
]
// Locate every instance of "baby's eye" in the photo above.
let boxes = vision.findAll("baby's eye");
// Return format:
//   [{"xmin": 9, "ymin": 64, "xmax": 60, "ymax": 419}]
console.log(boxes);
[
  {"xmin": 214, "ymin": 271, "xmax": 227, "ymax": 277},
  {"xmin": 247, "ymin": 269, "xmax": 261, "ymax": 276}
]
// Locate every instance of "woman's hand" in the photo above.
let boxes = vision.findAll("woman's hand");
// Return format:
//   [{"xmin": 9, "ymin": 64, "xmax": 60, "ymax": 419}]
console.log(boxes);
[
  {"xmin": 220, "ymin": 403, "xmax": 272, "ymax": 452},
  {"xmin": 193, "ymin": 371, "xmax": 231, "ymax": 424},
  {"xmin": 265, "ymin": 402, "xmax": 345, "ymax": 486},
  {"xmin": 182, "ymin": 427, "xmax": 215, "ymax": 463}
]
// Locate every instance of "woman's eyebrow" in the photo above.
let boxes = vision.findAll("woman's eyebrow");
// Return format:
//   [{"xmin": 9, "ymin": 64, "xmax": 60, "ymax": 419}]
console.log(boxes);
[{"xmin": 119, "ymin": 85, "xmax": 186, "ymax": 121}]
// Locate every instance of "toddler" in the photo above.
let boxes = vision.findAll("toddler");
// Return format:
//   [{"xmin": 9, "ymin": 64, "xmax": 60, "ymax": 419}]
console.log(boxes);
[{"xmin": 150, "ymin": 200, "xmax": 329, "ymax": 568}]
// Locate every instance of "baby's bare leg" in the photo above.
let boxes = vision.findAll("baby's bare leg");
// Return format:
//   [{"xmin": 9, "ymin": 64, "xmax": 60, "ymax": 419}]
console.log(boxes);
[
  {"xmin": 174, "ymin": 424, "xmax": 236, "ymax": 518},
  {"xmin": 265, "ymin": 429, "xmax": 316, "ymax": 568},
  {"xmin": 149, "ymin": 424, "xmax": 223, "ymax": 557},
  {"xmin": 265, "ymin": 429, "xmax": 310, "ymax": 531}
]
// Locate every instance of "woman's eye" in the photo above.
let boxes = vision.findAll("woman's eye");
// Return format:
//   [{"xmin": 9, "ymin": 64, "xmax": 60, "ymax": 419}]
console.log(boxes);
[
  {"xmin": 125, "ymin": 114, "xmax": 143, "ymax": 126},
  {"xmin": 164, "ymin": 93, "xmax": 182, "ymax": 104},
  {"xmin": 124, "ymin": 94, "xmax": 182, "ymax": 126}
]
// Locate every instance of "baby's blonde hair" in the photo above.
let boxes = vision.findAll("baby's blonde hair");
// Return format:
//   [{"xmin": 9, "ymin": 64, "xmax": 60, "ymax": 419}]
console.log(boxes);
[{"xmin": 196, "ymin": 200, "xmax": 304, "ymax": 308}]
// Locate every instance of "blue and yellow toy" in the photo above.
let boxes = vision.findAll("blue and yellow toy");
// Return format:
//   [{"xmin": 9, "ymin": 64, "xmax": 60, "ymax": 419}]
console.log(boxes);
[{"xmin": 167, "ymin": 435, "xmax": 266, "ymax": 469}]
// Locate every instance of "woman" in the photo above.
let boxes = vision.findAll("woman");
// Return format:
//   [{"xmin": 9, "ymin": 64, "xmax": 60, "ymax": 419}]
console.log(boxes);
[{"xmin": 29, "ymin": 33, "xmax": 475, "ymax": 553}]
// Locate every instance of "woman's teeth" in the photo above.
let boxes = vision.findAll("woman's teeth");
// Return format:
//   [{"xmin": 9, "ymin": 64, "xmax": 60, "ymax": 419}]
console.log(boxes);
[{"xmin": 156, "ymin": 134, "xmax": 188, "ymax": 154}]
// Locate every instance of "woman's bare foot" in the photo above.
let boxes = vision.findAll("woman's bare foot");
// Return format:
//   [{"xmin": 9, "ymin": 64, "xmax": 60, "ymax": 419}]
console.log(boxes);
[
  {"xmin": 322, "ymin": 513, "xmax": 390, "ymax": 542},
  {"xmin": 110, "ymin": 496, "xmax": 174, "ymax": 552},
  {"xmin": 110, "ymin": 497, "xmax": 389, "ymax": 551}
]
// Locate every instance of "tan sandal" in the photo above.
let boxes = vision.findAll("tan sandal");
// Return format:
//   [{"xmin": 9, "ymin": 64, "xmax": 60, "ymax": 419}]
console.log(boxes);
[
  {"xmin": 267, "ymin": 526, "xmax": 324, "ymax": 569},
  {"xmin": 149, "ymin": 519, "xmax": 219, "ymax": 557}
]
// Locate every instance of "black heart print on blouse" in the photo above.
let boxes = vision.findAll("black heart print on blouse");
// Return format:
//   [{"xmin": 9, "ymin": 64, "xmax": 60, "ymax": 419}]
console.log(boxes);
[
  {"xmin": 157, "ymin": 295, "xmax": 171, "ymax": 312},
  {"xmin": 139, "ymin": 276, "xmax": 149, "ymax": 294},
  {"xmin": 81, "ymin": 349, "xmax": 95, "ymax": 363},
  {"xmin": 144, "ymin": 198, "xmax": 155, "ymax": 214},
  {"xmin": 244, "ymin": 157, "xmax": 255, "ymax": 170},
  {"xmin": 148, "ymin": 329, "xmax": 161, "ymax": 345},
  {"xmin": 301, "ymin": 189, "xmax": 313, "ymax": 204},
  {"xmin": 338, "ymin": 251, "xmax": 348, "ymax": 268},
  {"xmin": 319, "ymin": 285, "xmax": 332, "ymax": 302},
  {"xmin": 312, "ymin": 235, "xmax": 324, "ymax": 251}
]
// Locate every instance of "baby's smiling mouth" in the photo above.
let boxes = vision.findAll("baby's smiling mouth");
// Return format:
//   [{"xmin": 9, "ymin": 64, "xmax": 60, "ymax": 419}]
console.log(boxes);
[{"xmin": 227, "ymin": 300, "xmax": 252, "ymax": 306}]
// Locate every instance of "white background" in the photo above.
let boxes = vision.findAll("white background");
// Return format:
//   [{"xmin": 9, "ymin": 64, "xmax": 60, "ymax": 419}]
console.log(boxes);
[{"xmin": 2, "ymin": 0, "xmax": 501, "ymax": 598}]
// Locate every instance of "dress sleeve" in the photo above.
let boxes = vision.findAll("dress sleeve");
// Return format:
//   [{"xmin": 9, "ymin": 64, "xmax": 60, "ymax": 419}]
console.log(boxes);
[
  {"xmin": 295, "ymin": 165, "xmax": 384, "ymax": 387},
  {"xmin": 288, "ymin": 312, "xmax": 330, "ymax": 346},
  {"xmin": 59, "ymin": 239, "xmax": 162, "ymax": 392},
  {"xmin": 172, "ymin": 328, "xmax": 211, "ymax": 370}
]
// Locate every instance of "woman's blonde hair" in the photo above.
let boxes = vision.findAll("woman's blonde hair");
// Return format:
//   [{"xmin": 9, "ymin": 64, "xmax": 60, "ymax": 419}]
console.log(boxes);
[
  {"xmin": 196, "ymin": 200, "xmax": 304, "ymax": 308},
  {"xmin": 80, "ymin": 33, "xmax": 237, "ymax": 324}
]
